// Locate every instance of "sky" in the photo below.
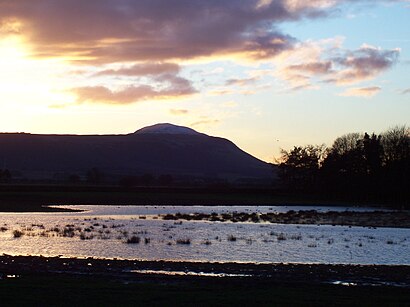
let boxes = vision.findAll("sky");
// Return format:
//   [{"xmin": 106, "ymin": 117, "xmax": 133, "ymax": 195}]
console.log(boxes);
[{"xmin": 0, "ymin": 0, "xmax": 409, "ymax": 162}]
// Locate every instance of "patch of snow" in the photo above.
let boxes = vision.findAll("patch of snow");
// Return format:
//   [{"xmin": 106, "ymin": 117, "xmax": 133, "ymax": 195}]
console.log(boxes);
[{"xmin": 135, "ymin": 123, "xmax": 202, "ymax": 135}]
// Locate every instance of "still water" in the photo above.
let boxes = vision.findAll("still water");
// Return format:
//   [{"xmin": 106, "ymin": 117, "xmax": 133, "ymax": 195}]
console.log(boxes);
[{"xmin": 0, "ymin": 205, "xmax": 408, "ymax": 265}]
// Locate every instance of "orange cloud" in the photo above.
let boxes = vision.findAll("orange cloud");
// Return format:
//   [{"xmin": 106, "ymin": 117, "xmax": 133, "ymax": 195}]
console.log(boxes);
[
  {"xmin": 94, "ymin": 63, "xmax": 180, "ymax": 77},
  {"xmin": 72, "ymin": 76, "xmax": 197, "ymax": 104},
  {"xmin": 191, "ymin": 119, "xmax": 220, "ymax": 127},
  {"xmin": 339, "ymin": 86, "xmax": 381, "ymax": 97},
  {"xmin": 0, "ymin": 0, "xmax": 403, "ymax": 104},
  {"xmin": 169, "ymin": 109, "xmax": 189, "ymax": 115}
]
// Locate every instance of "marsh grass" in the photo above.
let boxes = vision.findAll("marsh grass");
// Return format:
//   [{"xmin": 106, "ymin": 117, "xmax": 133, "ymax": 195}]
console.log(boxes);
[
  {"xmin": 227, "ymin": 235, "xmax": 237, "ymax": 242},
  {"xmin": 202, "ymin": 240, "xmax": 212, "ymax": 245},
  {"xmin": 126, "ymin": 236, "xmax": 140, "ymax": 244},
  {"xmin": 176, "ymin": 238, "xmax": 191, "ymax": 245},
  {"xmin": 13, "ymin": 230, "xmax": 24, "ymax": 238}
]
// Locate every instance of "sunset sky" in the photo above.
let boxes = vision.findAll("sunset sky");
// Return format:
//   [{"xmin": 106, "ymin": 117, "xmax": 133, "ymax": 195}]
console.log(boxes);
[{"xmin": 0, "ymin": 0, "xmax": 409, "ymax": 162}]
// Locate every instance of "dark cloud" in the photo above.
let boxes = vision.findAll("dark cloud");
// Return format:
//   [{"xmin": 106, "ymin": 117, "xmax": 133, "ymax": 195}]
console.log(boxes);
[
  {"xmin": 0, "ymin": 0, "xmax": 403, "ymax": 103},
  {"xmin": 154, "ymin": 73, "xmax": 197, "ymax": 96},
  {"xmin": 280, "ymin": 44, "xmax": 399, "ymax": 88},
  {"xmin": 401, "ymin": 88, "xmax": 410, "ymax": 95},
  {"xmin": 0, "ymin": 1, "xmax": 404, "ymax": 65},
  {"xmin": 330, "ymin": 46, "xmax": 399, "ymax": 84},
  {"xmin": 0, "ymin": 0, "xmax": 341, "ymax": 63}
]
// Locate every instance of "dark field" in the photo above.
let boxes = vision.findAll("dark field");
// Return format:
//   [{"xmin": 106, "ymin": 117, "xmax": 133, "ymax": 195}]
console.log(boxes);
[
  {"xmin": 0, "ymin": 256, "xmax": 409, "ymax": 306},
  {"xmin": 2, "ymin": 275, "xmax": 410, "ymax": 307},
  {"xmin": 0, "ymin": 184, "xmax": 389, "ymax": 212}
]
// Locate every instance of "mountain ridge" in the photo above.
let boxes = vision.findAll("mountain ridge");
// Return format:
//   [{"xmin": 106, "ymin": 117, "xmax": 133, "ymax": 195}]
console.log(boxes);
[{"xmin": 0, "ymin": 124, "xmax": 274, "ymax": 183}]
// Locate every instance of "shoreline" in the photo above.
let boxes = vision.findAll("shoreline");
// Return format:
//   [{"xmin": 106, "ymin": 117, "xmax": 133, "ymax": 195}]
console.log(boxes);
[
  {"xmin": 1, "ymin": 255, "xmax": 409, "ymax": 287},
  {"xmin": 1, "ymin": 254, "xmax": 409, "ymax": 305},
  {"xmin": 1, "ymin": 257, "xmax": 409, "ymax": 306},
  {"xmin": 161, "ymin": 210, "xmax": 410, "ymax": 228}
]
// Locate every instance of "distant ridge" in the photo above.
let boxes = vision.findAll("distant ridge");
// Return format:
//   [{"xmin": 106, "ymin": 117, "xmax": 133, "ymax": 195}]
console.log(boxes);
[{"xmin": 0, "ymin": 124, "xmax": 274, "ymax": 183}]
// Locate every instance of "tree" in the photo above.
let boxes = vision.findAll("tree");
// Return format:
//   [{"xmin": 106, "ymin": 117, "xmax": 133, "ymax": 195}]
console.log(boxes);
[
  {"xmin": 362, "ymin": 133, "xmax": 383, "ymax": 176},
  {"xmin": 322, "ymin": 132, "xmax": 382, "ymax": 177},
  {"xmin": 278, "ymin": 127, "xmax": 409, "ymax": 207},
  {"xmin": 330, "ymin": 133, "xmax": 363, "ymax": 156},
  {"xmin": 278, "ymin": 144, "xmax": 326, "ymax": 190},
  {"xmin": 381, "ymin": 125, "xmax": 410, "ymax": 165},
  {"xmin": 380, "ymin": 126, "xmax": 410, "ymax": 205}
]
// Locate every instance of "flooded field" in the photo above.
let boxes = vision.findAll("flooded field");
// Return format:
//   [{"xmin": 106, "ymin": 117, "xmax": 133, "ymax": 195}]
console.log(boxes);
[{"xmin": 0, "ymin": 205, "xmax": 408, "ymax": 265}]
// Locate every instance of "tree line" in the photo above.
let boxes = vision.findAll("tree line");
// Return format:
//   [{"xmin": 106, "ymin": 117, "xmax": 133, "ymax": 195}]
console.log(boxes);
[{"xmin": 277, "ymin": 126, "xmax": 409, "ymax": 208}]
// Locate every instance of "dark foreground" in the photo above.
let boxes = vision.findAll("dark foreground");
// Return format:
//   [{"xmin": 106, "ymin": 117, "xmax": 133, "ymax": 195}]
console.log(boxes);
[{"xmin": 0, "ymin": 255, "xmax": 409, "ymax": 306}]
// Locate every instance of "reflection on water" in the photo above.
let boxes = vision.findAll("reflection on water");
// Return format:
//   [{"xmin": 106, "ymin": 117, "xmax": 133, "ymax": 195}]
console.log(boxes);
[
  {"xmin": 0, "ymin": 205, "xmax": 408, "ymax": 265},
  {"xmin": 131, "ymin": 269, "xmax": 253, "ymax": 277}
]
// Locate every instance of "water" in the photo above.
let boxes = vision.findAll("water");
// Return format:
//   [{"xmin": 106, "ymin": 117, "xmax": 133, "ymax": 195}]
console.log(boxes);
[{"xmin": 0, "ymin": 205, "xmax": 408, "ymax": 265}]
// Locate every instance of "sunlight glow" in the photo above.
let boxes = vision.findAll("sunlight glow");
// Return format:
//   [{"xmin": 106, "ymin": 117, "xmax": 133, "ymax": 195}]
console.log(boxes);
[{"xmin": 0, "ymin": 36, "xmax": 72, "ymax": 108}]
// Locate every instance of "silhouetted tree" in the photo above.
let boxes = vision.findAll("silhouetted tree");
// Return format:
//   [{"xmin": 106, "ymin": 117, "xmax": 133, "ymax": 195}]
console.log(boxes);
[
  {"xmin": 380, "ymin": 126, "xmax": 410, "ymax": 205},
  {"xmin": 322, "ymin": 132, "xmax": 367, "ymax": 177},
  {"xmin": 381, "ymin": 126, "xmax": 410, "ymax": 165},
  {"xmin": 278, "ymin": 145, "xmax": 326, "ymax": 191},
  {"xmin": 362, "ymin": 133, "xmax": 383, "ymax": 175},
  {"xmin": 301, "ymin": 127, "xmax": 410, "ymax": 206},
  {"xmin": 330, "ymin": 133, "xmax": 363, "ymax": 156}
]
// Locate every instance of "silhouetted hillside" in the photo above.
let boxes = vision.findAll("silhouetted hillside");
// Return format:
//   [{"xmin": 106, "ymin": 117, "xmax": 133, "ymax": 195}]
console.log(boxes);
[{"xmin": 0, "ymin": 124, "xmax": 274, "ymax": 184}]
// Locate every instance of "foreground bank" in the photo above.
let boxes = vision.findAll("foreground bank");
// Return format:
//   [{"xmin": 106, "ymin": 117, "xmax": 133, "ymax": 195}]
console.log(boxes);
[{"xmin": 0, "ymin": 255, "xmax": 409, "ymax": 306}]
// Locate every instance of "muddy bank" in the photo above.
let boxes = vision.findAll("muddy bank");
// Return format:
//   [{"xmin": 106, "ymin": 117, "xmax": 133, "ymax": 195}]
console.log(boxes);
[
  {"xmin": 0, "ymin": 255, "xmax": 409, "ymax": 288},
  {"xmin": 161, "ymin": 210, "xmax": 410, "ymax": 228}
]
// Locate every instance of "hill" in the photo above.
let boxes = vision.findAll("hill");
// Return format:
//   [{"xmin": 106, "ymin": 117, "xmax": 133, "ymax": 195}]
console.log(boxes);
[{"xmin": 0, "ymin": 123, "xmax": 274, "ymax": 184}]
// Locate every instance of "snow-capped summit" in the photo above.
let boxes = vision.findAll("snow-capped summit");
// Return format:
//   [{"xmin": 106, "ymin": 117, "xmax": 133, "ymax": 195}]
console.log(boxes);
[{"xmin": 135, "ymin": 123, "xmax": 202, "ymax": 135}]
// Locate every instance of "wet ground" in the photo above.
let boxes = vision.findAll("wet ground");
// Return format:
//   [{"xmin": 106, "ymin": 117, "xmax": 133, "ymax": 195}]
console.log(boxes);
[{"xmin": 1, "ymin": 255, "xmax": 409, "ymax": 288}]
